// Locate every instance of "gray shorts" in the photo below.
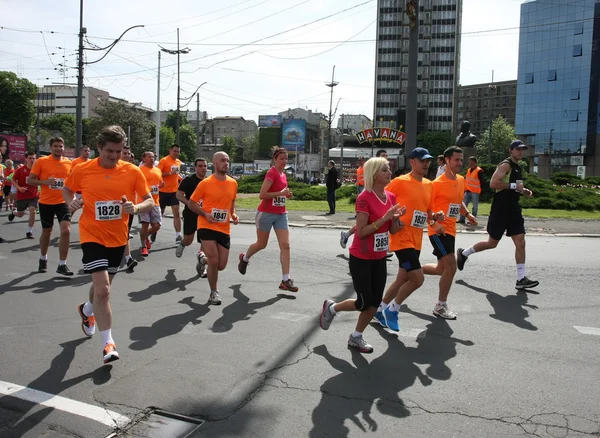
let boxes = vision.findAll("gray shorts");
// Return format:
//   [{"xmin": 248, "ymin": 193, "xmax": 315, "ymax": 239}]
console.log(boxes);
[
  {"xmin": 139, "ymin": 205, "xmax": 162, "ymax": 224},
  {"xmin": 255, "ymin": 211, "xmax": 288, "ymax": 232}
]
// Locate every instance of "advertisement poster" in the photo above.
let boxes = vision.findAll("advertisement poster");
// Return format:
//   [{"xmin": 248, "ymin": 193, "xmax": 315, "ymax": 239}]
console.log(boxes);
[
  {"xmin": 258, "ymin": 115, "xmax": 283, "ymax": 128},
  {"xmin": 281, "ymin": 119, "xmax": 306, "ymax": 152},
  {"xmin": 0, "ymin": 134, "xmax": 28, "ymax": 162}
]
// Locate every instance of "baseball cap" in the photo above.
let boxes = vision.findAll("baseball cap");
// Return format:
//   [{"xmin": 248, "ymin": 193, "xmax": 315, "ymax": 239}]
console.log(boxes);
[
  {"xmin": 408, "ymin": 147, "xmax": 433, "ymax": 160},
  {"xmin": 510, "ymin": 140, "xmax": 527, "ymax": 150}
]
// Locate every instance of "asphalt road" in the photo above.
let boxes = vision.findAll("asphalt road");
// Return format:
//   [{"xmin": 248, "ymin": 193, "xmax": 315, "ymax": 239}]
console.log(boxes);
[{"xmin": 0, "ymin": 210, "xmax": 599, "ymax": 438}]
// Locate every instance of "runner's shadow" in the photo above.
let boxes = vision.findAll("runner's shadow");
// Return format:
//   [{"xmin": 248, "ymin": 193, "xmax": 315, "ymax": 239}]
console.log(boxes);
[
  {"xmin": 129, "ymin": 296, "xmax": 211, "ymax": 350},
  {"xmin": 11, "ymin": 237, "xmax": 59, "ymax": 253},
  {"xmin": 0, "ymin": 338, "xmax": 113, "ymax": 437},
  {"xmin": 456, "ymin": 279, "xmax": 538, "ymax": 331},
  {"xmin": 0, "ymin": 273, "xmax": 92, "ymax": 295},
  {"xmin": 210, "ymin": 285, "xmax": 282, "ymax": 333},
  {"xmin": 128, "ymin": 269, "xmax": 199, "ymax": 302}
]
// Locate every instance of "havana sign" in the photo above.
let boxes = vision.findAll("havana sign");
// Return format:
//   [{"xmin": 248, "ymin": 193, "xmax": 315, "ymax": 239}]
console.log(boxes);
[{"xmin": 355, "ymin": 127, "xmax": 406, "ymax": 145}]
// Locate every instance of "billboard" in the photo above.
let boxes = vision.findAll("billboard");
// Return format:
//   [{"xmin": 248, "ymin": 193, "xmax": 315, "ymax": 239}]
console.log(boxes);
[
  {"xmin": 0, "ymin": 134, "xmax": 28, "ymax": 162},
  {"xmin": 281, "ymin": 119, "xmax": 306, "ymax": 152},
  {"xmin": 297, "ymin": 153, "xmax": 321, "ymax": 172},
  {"xmin": 258, "ymin": 115, "xmax": 283, "ymax": 128}
]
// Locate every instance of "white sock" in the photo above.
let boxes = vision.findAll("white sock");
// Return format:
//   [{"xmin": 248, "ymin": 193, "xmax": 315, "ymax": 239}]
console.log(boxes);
[
  {"xmin": 387, "ymin": 300, "xmax": 401, "ymax": 312},
  {"xmin": 462, "ymin": 246, "xmax": 476, "ymax": 257},
  {"xmin": 83, "ymin": 301, "xmax": 94, "ymax": 316},
  {"xmin": 27, "ymin": 227, "xmax": 33, "ymax": 233},
  {"xmin": 100, "ymin": 329, "xmax": 114, "ymax": 346},
  {"xmin": 125, "ymin": 255, "xmax": 132, "ymax": 262},
  {"xmin": 377, "ymin": 301, "xmax": 386, "ymax": 313},
  {"xmin": 437, "ymin": 300, "xmax": 446, "ymax": 306},
  {"xmin": 282, "ymin": 273, "xmax": 290, "ymax": 281},
  {"xmin": 243, "ymin": 254, "xmax": 249, "ymax": 262},
  {"xmin": 40, "ymin": 255, "xmax": 48, "ymax": 261},
  {"xmin": 351, "ymin": 330, "xmax": 362, "ymax": 338},
  {"xmin": 176, "ymin": 232, "xmax": 182, "ymax": 237},
  {"xmin": 517, "ymin": 264, "xmax": 526, "ymax": 281},
  {"xmin": 329, "ymin": 303, "xmax": 337, "ymax": 315},
  {"xmin": 59, "ymin": 260, "xmax": 66, "ymax": 266}
]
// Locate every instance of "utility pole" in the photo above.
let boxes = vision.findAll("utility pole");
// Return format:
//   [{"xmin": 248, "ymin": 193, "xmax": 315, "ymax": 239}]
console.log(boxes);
[
  {"xmin": 326, "ymin": 66, "xmax": 339, "ymax": 155},
  {"xmin": 405, "ymin": 0, "xmax": 419, "ymax": 159},
  {"xmin": 196, "ymin": 93, "xmax": 200, "ymax": 153},
  {"xmin": 75, "ymin": 0, "xmax": 85, "ymax": 157},
  {"xmin": 155, "ymin": 51, "xmax": 161, "ymax": 158},
  {"xmin": 488, "ymin": 70, "xmax": 496, "ymax": 163},
  {"xmin": 340, "ymin": 113, "xmax": 344, "ymax": 172}
]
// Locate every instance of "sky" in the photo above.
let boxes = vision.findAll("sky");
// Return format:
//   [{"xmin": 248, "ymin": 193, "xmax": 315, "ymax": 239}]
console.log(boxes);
[{"xmin": 0, "ymin": 0, "xmax": 525, "ymax": 126}]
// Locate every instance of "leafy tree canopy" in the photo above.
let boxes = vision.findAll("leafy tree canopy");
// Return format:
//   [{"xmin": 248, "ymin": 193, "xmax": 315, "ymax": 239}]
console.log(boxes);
[
  {"xmin": 475, "ymin": 115, "xmax": 517, "ymax": 165},
  {"xmin": 0, "ymin": 71, "xmax": 37, "ymax": 133}
]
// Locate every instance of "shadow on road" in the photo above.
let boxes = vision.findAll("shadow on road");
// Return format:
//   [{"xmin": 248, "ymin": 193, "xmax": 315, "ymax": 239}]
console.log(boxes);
[
  {"xmin": 128, "ymin": 269, "xmax": 199, "ymax": 302},
  {"xmin": 0, "ymin": 272, "xmax": 92, "ymax": 295},
  {"xmin": 456, "ymin": 279, "xmax": 538, "ymax": 331}
]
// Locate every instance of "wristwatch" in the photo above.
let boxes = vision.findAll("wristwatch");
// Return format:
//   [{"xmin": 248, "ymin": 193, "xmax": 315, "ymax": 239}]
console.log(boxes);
[{"xmin": 429, "ymin": 219, "xmax": 436, "ymax": 226}]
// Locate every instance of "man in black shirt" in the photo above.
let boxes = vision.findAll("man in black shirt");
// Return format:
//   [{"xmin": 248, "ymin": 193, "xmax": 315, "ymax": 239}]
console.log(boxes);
[
  {"xmin": 325, "ymin": 160, "xmax": 339, "ymax": 215},
  {"xmin": 175, "ymin": 158, "xmax": 208, "ymax": 272}
]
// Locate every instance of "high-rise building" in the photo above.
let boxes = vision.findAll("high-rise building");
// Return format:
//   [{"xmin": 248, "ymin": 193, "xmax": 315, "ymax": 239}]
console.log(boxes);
[
  {"xmin": 374, "ymin": 0, "xmax": 463, "ymax": 133},
  {"xmin": 515, "ymin": 0, "xmax": 600, "ymax": 177}
]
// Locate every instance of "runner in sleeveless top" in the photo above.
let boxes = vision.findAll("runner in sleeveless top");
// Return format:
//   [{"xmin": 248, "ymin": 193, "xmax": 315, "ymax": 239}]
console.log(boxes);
[
  {"xmin": 8, "ymin": 153, "xmax": 38, "ymax": 239},
  {"xmin": 120, "ymin": 145, "xmax": 138, "ymax": 272},
  {"xmin": 238, "ymin": 146, "xmax": 298, "ymax": 292},
  {"xmin": 175, "ymin": 158, "xmax": 208, "ymax": 276},
  {"xmin": 188, "ymin": 152, "xmax": 239, "ymax": 305},
  {"xmin": 320, "ymin": 157, "xmax": 402, "ymax": 353},
  {"xmin": 423, "ymin": 146, "xmax": 477, "ymax": 319},
  {"xmin": 28, "ymin": 137, "xmax": 74, "ymax": 275},
  {"xmin": 64, "ymin": 125, "xmax": 153, "ymax": 363},
  {"xmin": 138, "ymin": 151, "xmax": 164, "ymax": 257},
  {"xmin": 457, "ymin": 140, "xmax": 538, "ymax": 290},
  {"xmin": 157, "ymin": 144, "xmax": 183, "ymax": 243}
]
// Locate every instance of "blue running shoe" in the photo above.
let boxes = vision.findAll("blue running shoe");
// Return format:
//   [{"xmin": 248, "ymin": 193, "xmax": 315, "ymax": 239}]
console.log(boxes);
[
  {"xmin": 374, "ymin": 311, "xmax": 387, "ymax": 328},
  {"xmin": 383, "ymin": 307, "xmax": 400, "ymax": 332}
]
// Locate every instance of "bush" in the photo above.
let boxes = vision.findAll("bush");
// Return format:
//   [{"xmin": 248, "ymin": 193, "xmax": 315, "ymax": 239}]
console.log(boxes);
[
  {"xmin": 551, "ymin": 172, "xmax": 581, "ymax": 186},
  {"xmin": 584, "ymin": 176, "xmax": 600, "ymax": 186}
]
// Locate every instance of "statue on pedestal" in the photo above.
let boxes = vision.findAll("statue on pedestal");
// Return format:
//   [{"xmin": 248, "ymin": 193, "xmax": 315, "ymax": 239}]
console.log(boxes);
[{"xmin": 456, "ymin": 121, "xmax": 478, "ymax": 148}]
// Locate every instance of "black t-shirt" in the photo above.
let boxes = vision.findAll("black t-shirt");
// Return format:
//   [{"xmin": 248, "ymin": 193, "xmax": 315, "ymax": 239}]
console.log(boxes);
[{"xmin": 178, "ymin": 174, "xmax": 203, "ymax": 212}]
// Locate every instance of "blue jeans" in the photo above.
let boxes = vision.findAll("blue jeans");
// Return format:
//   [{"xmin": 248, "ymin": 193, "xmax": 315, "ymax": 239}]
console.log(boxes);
[
  {"xmin": 327, "ymin": 188, "xmax": 336, "ymax": 213},
  {"xmin": 460, "ymin": 191, "xmax": 479, "ymax": 221}
]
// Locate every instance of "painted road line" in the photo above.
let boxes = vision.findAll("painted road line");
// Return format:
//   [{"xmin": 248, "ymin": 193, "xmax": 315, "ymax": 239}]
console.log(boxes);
[
  {"xmin": 574, "ymin": 326, "xmax": 600, "ymax": 336},
  {"xmin": 0, "ymin": 380, "xmax": 130, "ymax": 428},
  {"xmin": 268, "ymin": 312, "xmax": 311, "ymax": 323}
]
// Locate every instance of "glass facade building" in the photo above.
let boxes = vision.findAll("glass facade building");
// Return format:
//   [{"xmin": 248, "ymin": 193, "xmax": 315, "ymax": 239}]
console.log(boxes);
[{"xmin": 515, "ymin": 0, "xmax": 600, "ymax": 177}]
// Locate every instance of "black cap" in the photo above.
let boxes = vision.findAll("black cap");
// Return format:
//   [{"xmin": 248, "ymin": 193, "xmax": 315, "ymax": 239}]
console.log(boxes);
[{"xmin": 510, "ymin": 140, "xmax": 527, "ymax": 150}]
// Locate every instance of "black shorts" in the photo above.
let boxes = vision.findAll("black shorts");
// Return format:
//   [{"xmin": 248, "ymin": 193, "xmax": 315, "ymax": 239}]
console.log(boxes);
[
  {"xmin": 2, "ymin": 185, "xmax": 11, "ymax": 197},
  {"xmin": 39, "ymin": 202, "xmax": 71, "ymax": 229},
  {"xmin": 394, "ymin": 248, "xmax": 422, "ymax": 272},
  {"xmin": 196, "ymin": 228, "xmax": 230, "ymax": 249},
  {"xmin": 128, "ymin": 213, "xmax": 134, "ymax": 231},
  {"xmin": 159, "ymin": 191, "xmax": 179, "ymax": 209},
  {"xmin": 81, "ymin": 242, "xmax": 126, "ymax": 275},
  {"xmin": 429, "ymin": 234, "xmax": 455, "ymax": 260},
  {"xmin": 487, "ymin": 205, "xmax": 525, "ymax": 241},
  {"xmin": 183, "ymin": 209, "xmax": 199, "ymax": 237},
  {"xmin": 16, "ymin": 198, "xmax": 38, "ymax": 212},
  {"xmin": 349, "ymin": 254, "xmax": 387, "ymax": 311}
]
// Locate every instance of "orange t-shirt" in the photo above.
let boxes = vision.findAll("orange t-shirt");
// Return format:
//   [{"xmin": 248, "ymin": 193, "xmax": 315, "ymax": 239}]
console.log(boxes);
[
  {"xmin": 356, "ymin": 166, "xmax": 365, "ymax": 186},
  {"xmin": 157, "ymin": 156, "xmax": 182, "ymax": 193},
  {"xmin": 70, "ymin": 156, "xmax": 90, "ymax": 169},
  {"xmin": 386, "ymin": 174, "xmax": 433, "ymax": 251},
  {"xmin": 190, "ymin": 174, "xmax": 238, "ymax": 236},
  {"xmin": 65, "ymin": 159, "xmax": 151, "ymax": 247},
  {"xmin": 427, "ymin": 173, "xmax": 465, "ymax": 237},
  {"xmin": 31, "ymin": 155, "xmax": 72, "ymax": 205},
  {"xmin": 140, "ymin": 165, "xmax": 163, "ymax": 206}
]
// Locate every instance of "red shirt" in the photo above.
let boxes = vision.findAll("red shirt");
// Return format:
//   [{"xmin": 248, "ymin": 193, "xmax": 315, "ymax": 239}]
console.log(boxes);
[
  {"xmin": 3, "ymin": 168, "xmax": 14, "ymax": 186},
  {"xmin": 258, "ymin": 167, "xmax": 288, "ymax": 214},
  {"xmin": 349, "ymin": 190, "xmax": 397, "ymax": 260},
  {"xmin": 12, "ymin": 166, "xmax": 38, "ymax": 200}
]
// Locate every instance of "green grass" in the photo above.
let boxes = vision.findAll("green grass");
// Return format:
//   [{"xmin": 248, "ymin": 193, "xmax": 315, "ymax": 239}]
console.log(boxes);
[{"xmin": 236, "ymin": 196, "xmax": 600, "ymax": 219}]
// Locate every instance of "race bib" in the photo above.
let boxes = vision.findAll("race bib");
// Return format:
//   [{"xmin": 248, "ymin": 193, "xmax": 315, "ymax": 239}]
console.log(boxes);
[
  {"xmin": 150, "ymin": 185, "xmax": 159, "ymax": 195},
  {"xmin": 50, "ymin": 178, "xmax": 65, "ymax": 190},
  {"xmin": 272, "ymin": 196, "xmax": 286, "ymax": 207},
  {"xmin": 374, "ymin": 232, "xmax": 389, "ymax": 252},
  {"xmin": 211, "ymin": 208, "xmax": 228, "ymax": 223},
  {"xmin": 95, "ymin": 200, "xmax": 122, "ymax": 221},
  {"xmin": 411, "ymin": 210, "xmax": 428, "ymax": 228},
  {"xmin": 447, "ymin": 203, "xmax": 461, "ymax": 219},
  {"xmin": 171, "ymin": 165, "xmax": 180, "ymax": 174}
]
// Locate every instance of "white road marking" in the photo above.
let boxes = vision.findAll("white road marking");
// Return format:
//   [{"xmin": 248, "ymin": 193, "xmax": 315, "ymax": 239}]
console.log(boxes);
[
  {"xmin": 268, "ymin": 312, "xmax": 311, "ymax": 322},
  {"xmin": 574, "ymin": 326, "xmax": 600, "ymax": 336},
  {"xmin": 0, "ymin": 380, "xmax": 130, "ymax": 428},
  {"xmin": 5, "ymin": 272, "xmax": 23, "ymax": 277},
  {"xmin": 398, "ymin": 328, "xmax": 427, "ymax": 339}
]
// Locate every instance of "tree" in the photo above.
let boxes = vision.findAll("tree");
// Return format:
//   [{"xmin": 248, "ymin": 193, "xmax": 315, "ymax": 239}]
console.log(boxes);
[
  {"xmin": 221, "ymin": 136, "xmax": 237, "ymax": 162},
  {"xmin": 165, "ymin": 110, "xmax": 188, "ymax": 133},
  {"xmin": 39, "ymin": 114, "xmax": 76, "ymax": 147},
  {"xmin": 475, "ymin": 115, "xmax": 516, "ymax": 165},
  {"xmin": 242, "ymin": 133, "xmax": 259, "ymax": 162},
  {"xmin": 416, "ymin": 131, "xmax": 454, "ymax": 158},
  {"xmin": 178, "ymin": 124, "xmax": 197, "ymax": 162},
  {"xmin": 0, "ymin": 71, "xmax": 37, "ymax": 133},
  {"xmin": 159, "ymin": 126, "xmax": 176, "ymax": 157}
]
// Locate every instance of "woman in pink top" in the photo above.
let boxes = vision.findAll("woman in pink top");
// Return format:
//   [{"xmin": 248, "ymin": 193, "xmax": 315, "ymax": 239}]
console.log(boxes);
[
  {"xmin": 238, "ymin": 146, "xmax": 298, "ymax": 292},
  {"xmin": 319, "ymin": 157, "xmax": 405, "ymax": 353}
]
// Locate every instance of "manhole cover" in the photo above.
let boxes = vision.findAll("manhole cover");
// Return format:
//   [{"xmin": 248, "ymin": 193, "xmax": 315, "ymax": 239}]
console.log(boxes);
[{"xmin": 110, "ymin": 409, "xmax": 204, "ymax": 438}]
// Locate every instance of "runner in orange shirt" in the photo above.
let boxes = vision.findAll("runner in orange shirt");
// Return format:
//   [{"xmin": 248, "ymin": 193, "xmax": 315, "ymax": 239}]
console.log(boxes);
[
  {"xmin": 157, "ymin": 144, "xmax": 183, "ymax": 243},
  {"xmin": 64, "ymin": 125, "xmax": 153, "ymax": 364},
  {"xmin": 188, "ymin": 152, "xmax": 239, "ymax": 305},
  {"xmin": 70, "ymin": 145, "xmax": 91, "ymax": 169},
  {"xmin": 139, "ymin": 151, "xmax": 164, "ymax": 256},
  {"xmin": 28, "ymin": 137, "xmax": 74, "ymax": 275},
  {"xmin": 423, "ymin": 146, "xmax": 477, "ymax": 320}
]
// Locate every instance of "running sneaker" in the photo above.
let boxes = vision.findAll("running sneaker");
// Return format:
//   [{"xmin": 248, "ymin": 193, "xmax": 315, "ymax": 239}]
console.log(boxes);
[
  {"xmin": 238, "ymin": 253, "xmax": 249, "ymax": 275},
  {"xmin": 78, "ymin": 303, "xmax": 96, "ymax": 337},
  {"xmin": 515, "ymin": 277, "xmax": 539, "ymax": 290},
  {"xmin": 150, "ymin": 232, "xmax": 157, "ymax": 243},
  {"xmin": 38, "ymin": 259, "xmax": 47, "ymax": 273},
  {"xmin": 126, "ymin": 257, "xmax": 138, "ymax": 272},
  {"xmin": 175, "ymin": 243, "xmax": 185, "ymax": 258},
  {"xmin": 433, "ymin": 303, "xmax": 457, "ymax": 320},
  {"xmin": 196, "ymin": 254, "xmax": 207, "ymax": 277},
  {"xmin": 26, "ymin": 232, "xmax": 34, "ymax": 239},
  {"xmin": 374, "ymin": 311, "xmax": 387, "ymax": 328},
  {"xmin": 209, "ymin": 290, "xmax": 222, "ymax": 305},
  {"xmin": 319, "ymin": 299, "xmax": 336, "ymax": 330},
  {"xmin": 145, "ymin": 238, "xmax": 152, "ymax": 250},
  {"xmin": 339, "ymin": 231, "xmax": 348, "ymax": 249},
  {"xmin": 175, "ymin": 235, "xmax": 182, "ymax": 243},
  {"xmin": 129, "ymin": 234, "xmax": 133, "ymax": 240},
  {"xmin": 8, "ymin": 211, "xmax": 15, "ymax": 222},
  {"xmin": 456, "ymin": 248, "xmax": 467, "ymax": 271},
  {"xmin": 347, "ymin": 334, "xmax": 374, "ymax": 353},
  {"xmin": 383, "ymin": 307, "xmax": 400, "ymax": 332},
  {"xmin": 103, "ymin": 343, "xmax": 120, "ymax": 364},
  {"xmin": 57, "ymin": 265, "xmax": 74, "ymax": 276},
  {"xmin": 140, "ymin": 247, "xmax": 149, "ymax": 257},
  {"xmin": 279, "ymin": 279, "xmax": 299, "ymax": 292}
]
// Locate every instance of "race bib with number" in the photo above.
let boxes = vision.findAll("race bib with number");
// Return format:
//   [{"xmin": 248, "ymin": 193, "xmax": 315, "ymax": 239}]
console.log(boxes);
[
  {"xmin": 51, "ymin": 178, "xmax": 65, "ymax": 190},
  {"xmin": 211, "ymin": 208, "xmax": 228, "ymax": 223},
  {"xmin": 272, "ymin": 196, "xmax": 286, "ymax": 207},
  {"xmin": 171, "ymin": 165, "xmax": 180, "ymax": 174},
  {"xmin": 411, "ymin": 210, "xmax": 428, "ymax": 228},
  {"xmin": 95, "ymin": 200, "xmax": 122, "ymax": 221},
  {"xmin": 150, "ymin": 185, "xmax": 159, "ymax": 195},
  {"xmin": 447, "ymin": 203, "xmax": 461, "ymax": 219},
  {"xmin": 374, "ymin": 232, "xmax": 389, "ymax": 252}
]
